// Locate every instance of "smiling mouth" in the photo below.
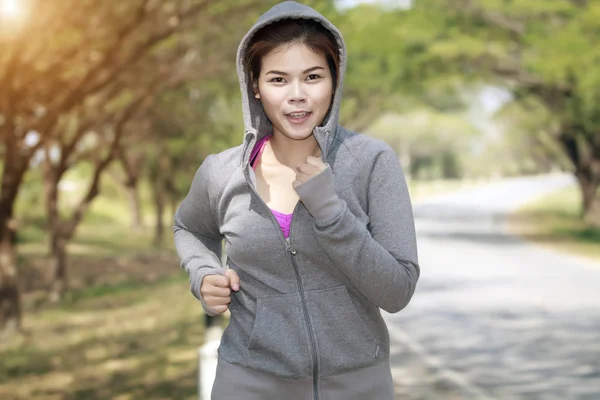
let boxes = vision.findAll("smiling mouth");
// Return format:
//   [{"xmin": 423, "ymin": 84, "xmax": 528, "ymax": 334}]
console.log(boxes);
[
  {"xmin": 285, "ymin": 111, "xmax": 312, "ymax": 124},
  {"xmin": 286, "ymin": 111, "xmax": 311, "ymax": 118}
]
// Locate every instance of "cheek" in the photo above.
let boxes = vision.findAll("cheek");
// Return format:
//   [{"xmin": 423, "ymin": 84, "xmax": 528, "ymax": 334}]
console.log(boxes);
[
  {"xmin": 259, "ymin": 85, "xmax": 283, "ymax": 105},
  {"xmin": 261, "ymin": 96, "xmax": 282, "ymax": 117},
  {"xmin": 313, "ymin": 86, "xmax": 333, "ymax": 110}
]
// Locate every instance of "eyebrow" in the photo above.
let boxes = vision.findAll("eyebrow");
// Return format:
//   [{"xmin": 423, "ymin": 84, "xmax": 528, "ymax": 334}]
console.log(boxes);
[{"xmin": 265, "ymin": 66, "xmax": 326, "ymax": 76}]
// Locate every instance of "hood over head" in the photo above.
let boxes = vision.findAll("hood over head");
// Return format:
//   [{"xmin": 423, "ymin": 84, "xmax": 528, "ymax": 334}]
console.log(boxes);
[{"xmin": 236, "ymin": 1, "xmax": 347, "ymax": 164}]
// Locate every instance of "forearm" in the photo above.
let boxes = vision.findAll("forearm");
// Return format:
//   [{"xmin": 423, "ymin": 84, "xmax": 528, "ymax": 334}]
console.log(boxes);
[
  {"xmin": 312, "ymin": 203, "xmax": 419, "ymax": 313},
  {"xmin": 174, "ymin": 215, "xmax": 226, "ymax": 316},
  {"xmin": 295, "ymin": 150, "xmax": 419, "ymax": 313},
  {"xmin": 173, "ymin": 157, "xmax": 226, "ymax": 316}
]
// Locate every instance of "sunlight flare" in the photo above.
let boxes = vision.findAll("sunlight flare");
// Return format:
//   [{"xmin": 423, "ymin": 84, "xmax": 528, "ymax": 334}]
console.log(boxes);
[{"xmin": 0, "ymin": 0, "xmax": 20, "ymax": 18}]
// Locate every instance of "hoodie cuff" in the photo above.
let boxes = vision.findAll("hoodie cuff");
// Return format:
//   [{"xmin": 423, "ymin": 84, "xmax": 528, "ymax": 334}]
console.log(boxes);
[
  {"xmin": 295, "ymin": 166, "xmax": 342, "ymax": 223},
  {"xmin": 189, "ymin": 266, "xmax": 227, "ymax": 317}
]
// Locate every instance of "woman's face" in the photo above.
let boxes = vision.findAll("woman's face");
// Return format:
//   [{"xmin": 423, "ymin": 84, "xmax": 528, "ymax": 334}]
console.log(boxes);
[{"xmin": 256, "ymin": 42, "xmax": 333, "ymax": 141}]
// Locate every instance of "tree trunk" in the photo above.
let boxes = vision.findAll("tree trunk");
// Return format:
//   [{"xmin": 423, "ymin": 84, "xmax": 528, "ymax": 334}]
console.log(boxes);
[
  {"xmin": 0, "ymin": 232, "xmax": 21, "ymax": 339},
  {"xmin": 126, "ymin": 180, "xmax": 144, "ymax": 231},
  {"xmin": 558, "ymin": 129, "xmax": 600, "ymax": 226},
  {"xmin": 153, "ymin": 176, "xmax": 166, "ymax": 246},
  {"xmin": 42, "ymin": 155, "xmax": 69, "ymax": 302},
  {"xmin": 577, "ymin": 173, "xmax": 600, "ymax": 227},
  {"xmin": 584, "ymin": 196, "xmax": 600, "ymax": 227},
  {"xmin": 170, "ymin": 197, "xmax": 178, "ymax": 223},
  {"xmin": 118, "ymin": 146, "xmax": 145, "ymax": 231},
  {"xmin": 49, "ymin": 235, "xmax": 68, "ymax": 302},
  {"xmin": 152, "ymin": 148, "xmax": 170, "ymax": 246},
  {"xmin": 0, "ymin": 162, "xmax": 25, "ymax": 337}
]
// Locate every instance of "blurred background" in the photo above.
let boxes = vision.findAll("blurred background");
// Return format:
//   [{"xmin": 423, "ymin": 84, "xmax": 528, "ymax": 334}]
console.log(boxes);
[{"xmin": 0, "ymin": 0, "xmax": 599, "ymax": 399}]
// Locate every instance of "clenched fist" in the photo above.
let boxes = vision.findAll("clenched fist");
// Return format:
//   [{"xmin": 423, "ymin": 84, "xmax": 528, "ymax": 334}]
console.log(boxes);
[
  {"xmin": 293, "ymin": 156, "xmax": 342, "ymax": 223},
  {"xmin": 200, "ymin": 269, "xmax": 240, "ymax": 315},
  {"xmin": 292, "ymin": 156, "xmax": 327, "ymax": 189}
]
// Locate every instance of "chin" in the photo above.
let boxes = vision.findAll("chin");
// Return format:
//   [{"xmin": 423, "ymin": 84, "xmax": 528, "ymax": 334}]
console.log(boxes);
[
  {"xmin": 284, "ymin": 130, "xmax": 315, "ymax": 141},
  {"xmin": 276, "ymin": 123, "xmax": 315, "ymax": 141}
]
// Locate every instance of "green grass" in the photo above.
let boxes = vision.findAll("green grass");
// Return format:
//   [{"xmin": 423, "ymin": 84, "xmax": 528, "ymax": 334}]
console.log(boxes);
[
  {"xmin": 0, "ymin": 271, "xmax": 204, "ymax": 400},
  {"xmin": 510, "ymin": 186, "xmax": 600, "ymax": 262},
  {"xmin": 16, "ymin": 171, "xmax": 175, "ymax": 258},
  {"xmin": 1, "ymin": 172, "xmax": 207, "ymax": 399}
]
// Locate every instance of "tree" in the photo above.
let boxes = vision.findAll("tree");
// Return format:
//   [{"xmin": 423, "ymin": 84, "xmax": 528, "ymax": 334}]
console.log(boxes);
[
  {"xmin": 409, "ymin": 0, "xmax": 600, "ymax": 224},
  {"xmin": 0, "ymin": 0, "xmax": 270, "ymax": 335},
  {"xmin": 368, "ymin": 109, "xmax": 479, "ymax": 180}
]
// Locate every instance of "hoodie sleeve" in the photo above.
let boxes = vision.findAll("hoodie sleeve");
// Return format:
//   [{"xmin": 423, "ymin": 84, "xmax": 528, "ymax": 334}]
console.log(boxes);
[
  {"xmin": 296, "ymin": 145, "xmax": 419, "ymax": 313},
  {"xmin": 173, "ymin": 155, "xmax": 226, "ymax": 316}
]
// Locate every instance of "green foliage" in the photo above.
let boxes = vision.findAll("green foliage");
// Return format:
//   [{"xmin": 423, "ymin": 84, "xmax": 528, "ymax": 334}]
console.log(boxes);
[
  {"xmin": 367, "ymin": 107, "xmax": 479, "ymax": 179},
  {"xmin": 7, "ymin": 0, "xmax": 600, "ymax": 260}
]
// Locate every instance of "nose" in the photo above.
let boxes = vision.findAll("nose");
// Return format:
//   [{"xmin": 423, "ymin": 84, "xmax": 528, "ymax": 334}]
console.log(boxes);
[{"xmin": 288, "ymin": 81, "xmax": 306, "ymax": 103}]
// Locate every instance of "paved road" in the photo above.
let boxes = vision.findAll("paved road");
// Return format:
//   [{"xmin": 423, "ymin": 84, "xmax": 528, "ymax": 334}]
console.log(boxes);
[{"xmin": 387, "ymin": 174, "xmax": 600, "ymax": 400}]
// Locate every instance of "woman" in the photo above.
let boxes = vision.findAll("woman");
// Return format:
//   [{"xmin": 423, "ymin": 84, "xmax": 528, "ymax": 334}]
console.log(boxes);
[{"xmin": 174, "ymin": 1, "xmax": 419, "ymax": 398}]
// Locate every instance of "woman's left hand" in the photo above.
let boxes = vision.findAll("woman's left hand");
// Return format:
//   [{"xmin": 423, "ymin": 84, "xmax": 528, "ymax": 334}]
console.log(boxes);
[
  {"xmin": 292, "ymin": 156, "xmax": 327, "ymax": 189},
  {"xmin": 292, "ymin": 156, "xmax": 342, "ymax": 222}
]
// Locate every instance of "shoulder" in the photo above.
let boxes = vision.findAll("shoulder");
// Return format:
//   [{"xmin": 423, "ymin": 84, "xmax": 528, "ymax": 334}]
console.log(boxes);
[
  {"xmin": 334, "ymin": 126, "xmax": 397, "ymax": 167},
  {"xmin": 194, "ymin": 144, "xmax": 244, "ymax": 196},
  {"xmin": 203, "ymin": 144, "xmax": 244, "ymax": 171}
]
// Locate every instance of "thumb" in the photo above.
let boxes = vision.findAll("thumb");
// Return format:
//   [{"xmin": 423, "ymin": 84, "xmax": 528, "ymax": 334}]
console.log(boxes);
[{"xmin": 225, "ymin": 269, "xmax": 240, "ymax": 292}]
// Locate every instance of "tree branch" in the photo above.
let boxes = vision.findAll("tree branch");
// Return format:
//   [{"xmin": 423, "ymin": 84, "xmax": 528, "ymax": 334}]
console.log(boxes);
[
  {"xmin": 454, "ymin": 0, "xmax": 525, "ymax": 37},
  {"xmin": 60, "ymin": 86, "xmax": 156, "ymax": 239},
  {"xmin": 24, "ymin": 0, "xmax": 156, "ymax": 106}
]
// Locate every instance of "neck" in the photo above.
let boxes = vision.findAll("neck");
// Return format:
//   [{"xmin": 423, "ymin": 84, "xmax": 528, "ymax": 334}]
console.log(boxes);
[{"xmin": 268, "ymin": 131, "xmax": 321, "ymax": 168}]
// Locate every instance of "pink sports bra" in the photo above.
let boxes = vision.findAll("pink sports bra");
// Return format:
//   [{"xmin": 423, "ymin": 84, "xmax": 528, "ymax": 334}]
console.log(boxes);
[{"xmin": 250, "ymin": 135, "xmax": 293, "ymax": 238}]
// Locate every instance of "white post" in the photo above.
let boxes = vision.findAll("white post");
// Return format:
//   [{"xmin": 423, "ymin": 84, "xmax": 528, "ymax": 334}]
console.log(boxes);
[
  {"xmin": 198, "ymin": 249, "xmax": 228, "ymax": 399},
  {"xmin": 198, "ymin": 326, "xmax": 224, "ymax": 400}
]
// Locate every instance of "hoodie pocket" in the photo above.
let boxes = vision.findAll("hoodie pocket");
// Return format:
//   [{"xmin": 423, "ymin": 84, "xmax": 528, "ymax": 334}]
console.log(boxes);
[
  {"xmin": 245, "ymin": 293, "xmax": 312, "ymax": 378},
  {"xmin": 307, "ymin": 286, "xmax": 379, "ymax": 376}
]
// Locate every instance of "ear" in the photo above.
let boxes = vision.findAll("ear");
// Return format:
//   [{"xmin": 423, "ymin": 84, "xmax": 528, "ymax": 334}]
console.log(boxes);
[
  {"xmin": 252, "ymin": 81, "xmax": 260, "ymax": 99},
  {"xmin": 249, "ymin": 73, "xmax": 260, "ymax": 99}
]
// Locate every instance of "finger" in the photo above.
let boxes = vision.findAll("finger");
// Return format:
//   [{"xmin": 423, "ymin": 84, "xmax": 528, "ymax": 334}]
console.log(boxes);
[
  {"xmin": 201, "ymin": 285, "xmax": 231, "ymax": 298},
  {"xmin": 204, "ymin": 295, "xmax": 231, "ymax": 306},
  {"xmin": 225, "ymin": 269, "xmax": 240, "ymax": 292},
  {"xmin": 211, "ymin": 304, "xmax": 229, "ymax": 314},
  {"xmin": 292, "ymin": 179, "xmax": 302, "ymax": 190},
  {"xmin": 295, "ymin": 172, "xmax": 314, "ymax": 184},
  {"xmin": 296, "ymin": 163, "xmax": 321, "ymax": 175},
  {"xmin": 306, "ymin": 156, "xmax": 326, "ymax": 170},
  {"xmin": 205, "ymin": 274, "xmax": 229, "ymax": 288}
]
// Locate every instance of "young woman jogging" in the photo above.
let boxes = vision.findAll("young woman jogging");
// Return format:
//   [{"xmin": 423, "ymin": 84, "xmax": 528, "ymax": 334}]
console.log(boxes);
[{"xmin": 174, "ymin": 2, "xmax": 419, "ymax": 398}]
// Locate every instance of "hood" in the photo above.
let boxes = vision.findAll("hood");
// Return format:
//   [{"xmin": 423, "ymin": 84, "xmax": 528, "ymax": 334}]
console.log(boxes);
[{"xmin": 236, "ymin": 1, "xmax": 347, "ymax": 164}]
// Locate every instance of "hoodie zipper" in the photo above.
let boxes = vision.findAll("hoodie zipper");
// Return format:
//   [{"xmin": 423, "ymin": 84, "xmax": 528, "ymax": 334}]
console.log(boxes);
[
  {"xmin": 241, "ymin": 128, "xmax": 331, "ymax": 398},
  {"xmin": 322, "ymin": 129, "xmax": 330, "ymax": 163},
  {"xmin": 285, "ymin": 235, "xmax": 320, "ymax": 400},
  {"xmin": 299, "ymin": 128, "xmax": 328, "ymax": 399},
  {"xmin": 244, "ymin": 167, "xmax": 320, "ymax": 399}
]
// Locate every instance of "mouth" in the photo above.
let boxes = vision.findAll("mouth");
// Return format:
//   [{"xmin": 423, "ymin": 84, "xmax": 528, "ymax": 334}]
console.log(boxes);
[{"xmin": 285, "ymin": 111, "xmax": 312, "ymax": 124}]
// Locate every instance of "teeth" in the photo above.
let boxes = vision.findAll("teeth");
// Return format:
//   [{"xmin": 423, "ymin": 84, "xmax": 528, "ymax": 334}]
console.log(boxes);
[{"xmin": 289, "ymin": 112, "xmax": 308, "ymax": 118}]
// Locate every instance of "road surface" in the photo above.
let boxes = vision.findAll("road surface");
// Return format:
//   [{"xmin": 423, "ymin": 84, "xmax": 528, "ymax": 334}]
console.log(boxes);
[{"xmin": 387, "ymin": 174, "xmax": 600, "ymax": 400}]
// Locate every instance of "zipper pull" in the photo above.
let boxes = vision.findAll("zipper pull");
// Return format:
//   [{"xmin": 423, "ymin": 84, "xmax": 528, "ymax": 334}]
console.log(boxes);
[
  {"xmin": 323, "ymin": 129, "xmax": 330, "ymax": 162},
  {"xmin": 285, "ymin": 238, "xmax": 297, "ymax": 255}
]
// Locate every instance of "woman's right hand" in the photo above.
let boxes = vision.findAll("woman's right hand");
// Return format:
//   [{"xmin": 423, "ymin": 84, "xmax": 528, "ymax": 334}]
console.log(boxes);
[{"xmin": 200, "ymin": 270, "xmax": 240, "ymax": 314}]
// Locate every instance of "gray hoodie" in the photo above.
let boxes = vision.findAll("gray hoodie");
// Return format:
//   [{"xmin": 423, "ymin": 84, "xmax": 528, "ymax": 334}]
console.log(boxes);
[{"xmin": 174, "ymin": 0, "xmax": 419, "ymax": 389}]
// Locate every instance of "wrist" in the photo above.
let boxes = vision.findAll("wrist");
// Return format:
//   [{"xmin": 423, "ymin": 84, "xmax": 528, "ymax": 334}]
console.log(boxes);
[{"xmin": 295, "ymin": 166, "xmax": 342, "ymax": 222}]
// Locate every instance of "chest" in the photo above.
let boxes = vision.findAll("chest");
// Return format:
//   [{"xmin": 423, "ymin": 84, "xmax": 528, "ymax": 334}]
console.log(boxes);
[{"xmin": 254, "ymin": 160, "xmax": 299, "ymax": 215}]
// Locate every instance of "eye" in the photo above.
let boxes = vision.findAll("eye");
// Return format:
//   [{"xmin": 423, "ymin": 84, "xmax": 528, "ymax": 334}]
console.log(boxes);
[
  {"xmin": 269, "ymin": 77, "xmax": 285, "ymax": 83},
  {"xmin": 307, "ymin": 74, "xmax": 321, "ymax": 81}
]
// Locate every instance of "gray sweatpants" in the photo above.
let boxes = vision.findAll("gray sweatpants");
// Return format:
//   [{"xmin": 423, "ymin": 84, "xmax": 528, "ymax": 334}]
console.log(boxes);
[{"xmin": 212, "ymin": 357, "xmax": 395, "ymax": 400}]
